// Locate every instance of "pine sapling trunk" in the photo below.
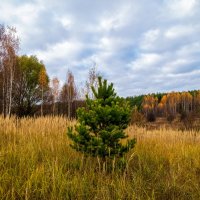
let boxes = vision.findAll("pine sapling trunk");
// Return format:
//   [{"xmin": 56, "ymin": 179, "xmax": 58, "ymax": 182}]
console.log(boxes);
[
  {"xmin": 68, "ymin": 100, "xmax": 71, "ymax": 119},
  {"xmin": 53, "ymin": 97, "xmax": 55, "ymax": 115}
]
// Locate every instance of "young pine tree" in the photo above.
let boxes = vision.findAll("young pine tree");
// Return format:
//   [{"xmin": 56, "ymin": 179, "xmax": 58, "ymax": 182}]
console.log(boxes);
[{"xmin": 67, "ymin": 77, "xmax": 136, "ymax": 159}]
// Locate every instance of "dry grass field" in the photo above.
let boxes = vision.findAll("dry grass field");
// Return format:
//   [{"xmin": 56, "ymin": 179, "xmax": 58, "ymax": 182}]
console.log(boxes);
[{"xmin": 0, "ymin": 116, "xmax": 200, "ymax": 200}]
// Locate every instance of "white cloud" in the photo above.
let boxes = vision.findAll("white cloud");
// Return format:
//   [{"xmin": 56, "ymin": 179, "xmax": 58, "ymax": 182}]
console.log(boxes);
[
  {"xmin": 165, "ymin": 25, "xmax": 196, "ymax": 39},
  {"xmin": 99, "ymin": 5, "xmax": 132, "ymax": 32},
  {"xmin": 140, "ymin": 29, "xmax": 161, "ymax": 50},
  {"xmin": 130, "ymin": 53, "xmax": 163, "ymax": 71},
  {"xmin": 166, "ymin": 0, "xmax": 198, "ymax": 18},
  {"xmin": 34, "ymin": 40, "xmax": 83, "ymax": 64},
  {"xmin": 56, "ymin": 16, "xmax": 73, "ymax": 30},
  {"xmin": 177, "ymin": 42, "xmax": 200, "ymax": 56},
  {"xmin": 0, "ymin": 2, "xmax": 43, "ymax": 43}
]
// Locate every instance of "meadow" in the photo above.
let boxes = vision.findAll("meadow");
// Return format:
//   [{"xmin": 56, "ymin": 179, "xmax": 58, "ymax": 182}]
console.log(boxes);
[{"xmin": 0, "ymin": 116, "xmax": 200, "ymax": 200}]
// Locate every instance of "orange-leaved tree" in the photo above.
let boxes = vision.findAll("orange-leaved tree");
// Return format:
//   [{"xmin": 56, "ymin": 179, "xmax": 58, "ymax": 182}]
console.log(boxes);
[{"xmin": 39, "ymin": 66, "xmax": 48, "ymax": 116}]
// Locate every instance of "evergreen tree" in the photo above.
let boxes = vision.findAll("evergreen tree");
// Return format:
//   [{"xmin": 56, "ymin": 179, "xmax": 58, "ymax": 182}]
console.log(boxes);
[{"xmin": 67, "ymin": 76, "xmax": 136, "ymax": 159}]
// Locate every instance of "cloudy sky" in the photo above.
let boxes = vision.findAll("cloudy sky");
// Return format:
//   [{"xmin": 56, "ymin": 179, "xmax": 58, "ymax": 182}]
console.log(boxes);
[{"xmin": 1, "ymin": 0, "xmax": 200, "ymax": 97}]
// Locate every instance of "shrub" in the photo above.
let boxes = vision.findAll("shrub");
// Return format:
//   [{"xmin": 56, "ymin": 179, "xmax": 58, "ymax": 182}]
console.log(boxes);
[
  {"xmin": 131, "ymin": 106, "xmax": 145, "ymax": 126},
  {"xmin": 146, "ymin": 112, "xmax": 156, "ymax": 122},
  {"xmin": 180, "ymin": 111, "xmax": 196, "ymax": 130},
  {"xmin": 67, "ymin": 77, "xmax": 136, "ymax": 160},
  {"xmin": 167, "ymin": 114, "xmax": 175, "ymax": 123}
]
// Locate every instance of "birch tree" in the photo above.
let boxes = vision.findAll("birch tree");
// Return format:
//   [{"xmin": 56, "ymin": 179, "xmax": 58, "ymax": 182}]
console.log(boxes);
[
  {"xmin": 85, "ymin": 66, "xmax": 99, "ymax": 99},
  {"xmin": 51, "ymin": 77, "xmax": 60, "ymax": 115},
  {"xmin": 0, "ymin": 25, "xmax": 19, "ymax": 117},
  {"xmin": 142, "ymin": 95, "xmax": 157, "ymax": 116},
  {"xmin": 66, "ymin": 70, "xmax": 77, "ymax": 118},
  {"xmin": 180, "ymin": 92, "xmax": 192, "ymax": 113}
]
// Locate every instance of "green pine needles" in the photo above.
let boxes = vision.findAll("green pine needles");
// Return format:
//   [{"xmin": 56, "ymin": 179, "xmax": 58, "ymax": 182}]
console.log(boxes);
[{"xmin": 67, "ymin": 76, "xmax": 136, "ymax": 159}]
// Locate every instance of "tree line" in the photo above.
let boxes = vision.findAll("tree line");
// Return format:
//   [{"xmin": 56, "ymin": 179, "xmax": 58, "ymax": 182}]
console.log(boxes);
[
  {"xmin": 0, "ymin": 25, "xmax": 99, "ymax": 118},
  {"xmin": 127, "ymin": 90, "xmax": 200, "ymax": 122},
  {"xmin": 1, "ymin": 24, "xmax": 200, "ymax": 119}
]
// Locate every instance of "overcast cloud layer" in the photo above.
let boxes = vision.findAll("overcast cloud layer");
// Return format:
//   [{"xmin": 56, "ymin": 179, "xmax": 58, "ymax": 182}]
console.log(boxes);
[{"xmin": 1, "ymin": 0, "xmax": 200, "ymax": 96}]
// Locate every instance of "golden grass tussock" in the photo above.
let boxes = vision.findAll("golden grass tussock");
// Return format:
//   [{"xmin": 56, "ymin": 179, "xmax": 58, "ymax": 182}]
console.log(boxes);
[{"xmin": 0, "ymin": 116, "xmax": 200, "ymax": 200}]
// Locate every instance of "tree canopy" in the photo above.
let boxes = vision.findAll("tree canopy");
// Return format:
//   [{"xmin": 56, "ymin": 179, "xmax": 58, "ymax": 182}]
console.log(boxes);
[{"xmin": 13, "ymin": 55, "xmax": 49, "ymax": 116}]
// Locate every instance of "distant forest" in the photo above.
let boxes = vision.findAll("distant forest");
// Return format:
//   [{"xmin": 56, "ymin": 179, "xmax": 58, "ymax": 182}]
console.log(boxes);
[{"xmin": 127, "ymin": 90, "xmax": 200, "ymax": 115}]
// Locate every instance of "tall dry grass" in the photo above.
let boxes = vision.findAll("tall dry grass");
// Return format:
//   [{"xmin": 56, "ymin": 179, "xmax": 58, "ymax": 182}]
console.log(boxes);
[{"xmin": 0, "ymin": 116, "xmax": 200, "ymax": 200}]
